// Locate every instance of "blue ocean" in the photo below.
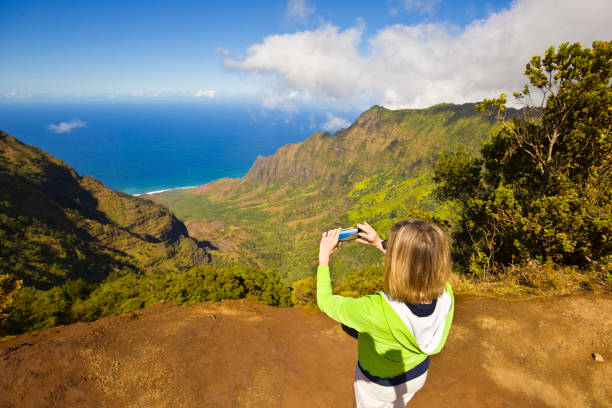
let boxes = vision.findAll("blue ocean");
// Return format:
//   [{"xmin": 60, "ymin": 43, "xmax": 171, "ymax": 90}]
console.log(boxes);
[{"xmin": 0, "ymin": 100, "xmax": 358, "ymax": 195}]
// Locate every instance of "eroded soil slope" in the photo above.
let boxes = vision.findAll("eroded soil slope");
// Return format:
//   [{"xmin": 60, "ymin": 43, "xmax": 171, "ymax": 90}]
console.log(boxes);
[{"xmin": 1, "ymin": 294, "xmax": 610, "ymax": 408}]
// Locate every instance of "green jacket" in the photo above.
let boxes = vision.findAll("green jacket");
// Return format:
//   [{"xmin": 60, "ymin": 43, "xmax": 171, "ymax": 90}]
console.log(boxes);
[{"xmin": 317, "ymin": 265, "xmax": 454, "ymax": 378}]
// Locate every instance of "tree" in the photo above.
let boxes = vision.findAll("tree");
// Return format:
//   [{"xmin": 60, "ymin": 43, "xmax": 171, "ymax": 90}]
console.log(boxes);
[
  {"xmin": 434, "ymin": 41, "xmax": 611, "ymax": 276},
  {"xmin": 1, "ymin": 274, "xmax": 22, "ymax": 325}
]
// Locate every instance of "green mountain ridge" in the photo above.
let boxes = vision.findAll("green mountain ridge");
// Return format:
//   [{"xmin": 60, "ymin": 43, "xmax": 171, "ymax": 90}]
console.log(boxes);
[
  {"xmin": 246, "ymin": 103, "xmax": 494, "ymax": 186},
  {"xmin": 150, "ymin": 103, "xmax": 504, "ymax": 283},
  {"xmin": 0, "ymin": 130, "xmax": 210, "ymax": 290}
]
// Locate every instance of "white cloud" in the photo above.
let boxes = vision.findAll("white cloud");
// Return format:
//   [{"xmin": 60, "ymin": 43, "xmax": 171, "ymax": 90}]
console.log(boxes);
[
  {"xmin": 321, "ymin": 113, "xmax": 350, "ymax": 131},
  {"xmin": 194, "ymin": 89, "xmax": 217, "ymax": 98},
  {"xmin": 286, "ymin": 0, "xmax": 315, "ymax": 23},
  {"xmin": 48, "ymin": 118, "xmax": 87, "ymax": 134},
  {"xmin": 224, "ymin": 24, "xmax": 364, "ymax": 99},
  {"xmin": 224, "ymin": 0, "xmax": 612, "ymax": 109}
]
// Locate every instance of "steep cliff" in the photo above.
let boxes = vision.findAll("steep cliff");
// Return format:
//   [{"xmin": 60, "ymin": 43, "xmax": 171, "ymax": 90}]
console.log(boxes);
[
  {"xmin": 245, "ymin": 103, "xmax": 496, "ymax": 187},
  {"xmin": 0, "ymin": 131, "xmax": 209, "ymax": 289}
]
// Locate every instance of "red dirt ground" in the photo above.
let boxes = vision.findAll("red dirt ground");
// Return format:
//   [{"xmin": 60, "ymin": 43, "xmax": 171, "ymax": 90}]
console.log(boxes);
[{"xmin": 1, "ymin": 293, "xmax": 610, "ymax": 408}]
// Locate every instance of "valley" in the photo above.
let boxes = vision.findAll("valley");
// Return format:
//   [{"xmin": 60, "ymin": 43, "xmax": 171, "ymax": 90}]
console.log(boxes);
[{"xmin": 149, "ymin": 103, "xmax": 500, "ymax": 283}]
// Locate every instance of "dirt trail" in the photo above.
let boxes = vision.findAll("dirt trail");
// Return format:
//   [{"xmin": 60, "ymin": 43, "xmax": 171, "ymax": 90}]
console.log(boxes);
[{"xmin": 1, "ymin": 294, "xmax": 610, "ymax": 408}]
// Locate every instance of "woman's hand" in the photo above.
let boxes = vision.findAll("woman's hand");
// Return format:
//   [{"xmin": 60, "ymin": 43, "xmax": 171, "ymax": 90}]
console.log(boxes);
[
  {"xmin": 356, "ymin": 221, "xmax": 386, "ymax": 254},
  {"xmin": 319, "ymin": 228, "xmax": 341, "ymax": 266}
]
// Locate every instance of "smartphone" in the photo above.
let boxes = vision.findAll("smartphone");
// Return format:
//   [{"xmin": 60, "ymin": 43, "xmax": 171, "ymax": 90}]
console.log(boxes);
[{"xmin": 339, "ymin": 227, "xmax": 359, "ymax": 240}]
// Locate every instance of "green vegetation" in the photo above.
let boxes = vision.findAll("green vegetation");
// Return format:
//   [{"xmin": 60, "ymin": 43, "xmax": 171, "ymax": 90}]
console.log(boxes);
[
  {"xmin": 291, "ymin": 267, "xmax": 384, "ymax": 308},
  {"xmin": 434, "ymin": 41, "xmax": 611, "ymax": 278},
  {"xmin": 291, "ymin": 260, "xmax": 603, "ymax": 307},
  {"xmin": 291, "ymin": 276, "xmax": 317, "ymax": 307},
  {"xmin": 0, "ymin": 274, "xmax": 22, "ymax": 325},
  {"xmin": 151, "ymin": 103, "xmax": 499, "ymax": 284},
  {"xmin": 333, "ymin": 267, "xmax": 384, "ymax": 298},
  {"xmin": 0, "ymin": 131, "xmax": 209, "ymax": 289},
  {"xmin": 2, "ymin": 265, "xmax": 291, "ymax": 335}
]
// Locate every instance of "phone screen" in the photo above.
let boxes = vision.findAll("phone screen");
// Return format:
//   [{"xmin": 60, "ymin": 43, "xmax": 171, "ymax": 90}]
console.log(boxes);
[{"xmin": 339, "ymin": 228, "xmax": 358, "ymax": 240}]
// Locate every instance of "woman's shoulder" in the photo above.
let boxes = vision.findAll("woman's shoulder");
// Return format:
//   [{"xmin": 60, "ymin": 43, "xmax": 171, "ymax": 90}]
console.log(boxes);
[{"xmin": 353, "ymin": 291, "xmax": 386, "ymax": 312}]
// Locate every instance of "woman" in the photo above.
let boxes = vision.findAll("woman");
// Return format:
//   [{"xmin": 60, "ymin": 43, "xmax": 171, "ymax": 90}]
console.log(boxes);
[{"xmin": 317, "ymin": 219, "xmax": 454, "ymax": 408}]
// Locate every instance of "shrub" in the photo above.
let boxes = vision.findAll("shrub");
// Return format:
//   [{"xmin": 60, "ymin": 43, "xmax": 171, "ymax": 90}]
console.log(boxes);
[
  {"xmin": 2, "ymin": 265, "xmax": 292, "ymax": 336},
  {"xmin": 291, "ymin": 276, "xmax": 317, "ymax": 306}
]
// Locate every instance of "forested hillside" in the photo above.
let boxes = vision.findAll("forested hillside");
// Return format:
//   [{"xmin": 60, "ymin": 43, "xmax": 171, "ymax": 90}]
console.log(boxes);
[
  {"xmin": 150, "ymin": 103, "xmax": 501, "ymax": 282},
  {"xmin": 0, "ymin": 131, "xmax": 209, "ymax": 289}
]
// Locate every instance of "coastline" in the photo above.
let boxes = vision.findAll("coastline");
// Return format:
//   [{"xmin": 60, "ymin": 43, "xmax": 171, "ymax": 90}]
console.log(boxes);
[
  {"xmin": 133, "ymin": 185, "xmax": 198, "ymax": 197},
  {"xmin": 132, "ymin": 178, "xmax": 232, "ymax": 197}
]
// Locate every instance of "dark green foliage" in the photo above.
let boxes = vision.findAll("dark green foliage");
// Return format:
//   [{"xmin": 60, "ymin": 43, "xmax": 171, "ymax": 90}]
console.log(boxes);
[
  {"xmin": 434, "ymin": 41, "xmax": 611, "ymax": 275},
  {"xmin": 2, "ymin": 265, "xmax": 292, "ymax": 336}
]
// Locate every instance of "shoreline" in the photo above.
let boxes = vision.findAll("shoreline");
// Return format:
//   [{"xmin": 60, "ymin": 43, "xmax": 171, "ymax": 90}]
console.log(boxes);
[
  {"xmin": 133, "ymin": 185, "xmax": 199, "ymax": 197},
  {"xmin": 132, "ymin": 177, "xmax": 233, "ymax": 197}
]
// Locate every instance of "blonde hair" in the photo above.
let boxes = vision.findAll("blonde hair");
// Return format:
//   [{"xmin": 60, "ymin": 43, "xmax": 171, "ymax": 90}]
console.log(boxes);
[{"xmin": 383, "ymin": 218, "xmax": 451, "ymax": 304}]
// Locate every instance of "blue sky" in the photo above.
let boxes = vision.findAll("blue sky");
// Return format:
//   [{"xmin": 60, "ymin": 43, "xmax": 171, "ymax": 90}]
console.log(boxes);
[{"xmin": 1, "ymin": 0, "xmax": 610, "ymax": 109}]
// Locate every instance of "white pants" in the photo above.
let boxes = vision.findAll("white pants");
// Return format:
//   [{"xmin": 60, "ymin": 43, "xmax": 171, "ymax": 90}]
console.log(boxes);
[{"xmin": 353, "ymin": 365, "xmax": 428, "ymax": 408}]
